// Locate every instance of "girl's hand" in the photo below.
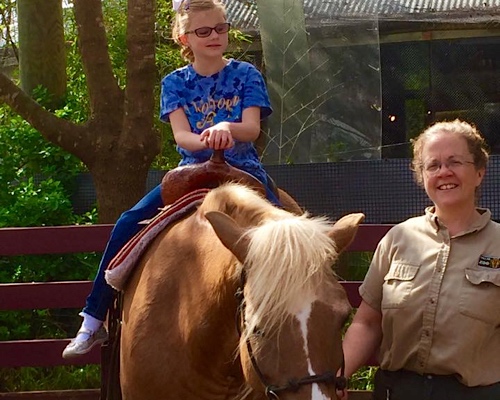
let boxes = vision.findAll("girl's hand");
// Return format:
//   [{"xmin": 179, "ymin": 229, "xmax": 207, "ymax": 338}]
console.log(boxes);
[{"xmin": 200, "ymin": 122, "xmax": 234, "ymax": 150}]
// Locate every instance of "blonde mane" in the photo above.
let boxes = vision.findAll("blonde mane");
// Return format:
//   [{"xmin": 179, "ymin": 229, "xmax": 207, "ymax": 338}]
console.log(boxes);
[
  {"xmin": 203, "ymin": 183, "xmax": 340, "ymax": 339},
  {"xmin": 243, "ymin": 213, "xmax": 339, "ymax": 335}
]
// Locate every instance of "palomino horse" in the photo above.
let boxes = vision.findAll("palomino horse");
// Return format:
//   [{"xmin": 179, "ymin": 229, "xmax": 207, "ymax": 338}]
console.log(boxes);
[{"xmin": 120, "ymin": 183, "xmax": 363, "ymax": 400}]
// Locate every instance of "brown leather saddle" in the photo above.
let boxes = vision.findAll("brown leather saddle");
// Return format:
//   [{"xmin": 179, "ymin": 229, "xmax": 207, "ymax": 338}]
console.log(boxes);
[{"xmin": 161, "ymin": 150, "xmax": 276, "ymax": 205}]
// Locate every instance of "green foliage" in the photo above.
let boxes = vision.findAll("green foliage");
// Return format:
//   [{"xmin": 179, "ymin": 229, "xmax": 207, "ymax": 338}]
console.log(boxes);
[
  {"xmin": 0, "ymin": 178, "xmax": 72, "ymax": 227},
  {"xmin": 326, "ymin": 141, "xmax": 348, "ymax": 163},
  {"xmin": 342, "ymin": 251, "xmax": 373, "ymax": 280},
  {"xmin": 0, "ymin": 6, "xmax": 100, "ymax": 386},
  {"xmin": 0, "ymin": 252, "xmax": 100, "ymax": 284},
  {"xmin": 350, "ymin": 367, "xmax": 377, "ymax": 391},
  {"xmin": 336, "ymin": 252, "xmax": 376, "ymax": 391},
  {"xmin": 0, "ymin": 103, "xmax": 84, "ymax": 228},
  {"xmin": 0, "ymin": 365, "xmax": 100, "ymax": 392},
  {"xmin": 101, "ymin": 0, "xmax": 128, "ymax": 87},
  {"xmin": 0, "ymin": 98, "xmax": 100, "ymax": 375},
  {"xmin": 0, "ymin": 66, "xmax": 100, "ymax": 386},
  {"xmin": 155, "ymin": 4, "xmax": 185, "ymax": 79},
  {"xmin": 342, "ymin": 311, "xmax": 377, "ymax": 391}
]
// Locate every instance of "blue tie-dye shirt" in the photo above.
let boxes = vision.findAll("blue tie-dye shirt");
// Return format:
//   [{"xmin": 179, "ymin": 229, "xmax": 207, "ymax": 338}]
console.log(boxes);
[{"xmin": 159, "ymin": 59, "xmax": 272, "ymax": 183}]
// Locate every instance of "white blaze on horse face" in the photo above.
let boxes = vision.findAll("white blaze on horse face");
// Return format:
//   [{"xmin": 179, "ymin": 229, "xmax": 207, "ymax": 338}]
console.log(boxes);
[{"xmin": 295, "ymin": 298, "xmax": 330, "ymax": 400}]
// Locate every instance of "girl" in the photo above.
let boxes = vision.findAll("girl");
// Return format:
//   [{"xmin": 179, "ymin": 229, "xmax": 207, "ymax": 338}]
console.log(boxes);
[{"xmin": 62, "ymin": 0, "xmax": 278, "ymax": 358}]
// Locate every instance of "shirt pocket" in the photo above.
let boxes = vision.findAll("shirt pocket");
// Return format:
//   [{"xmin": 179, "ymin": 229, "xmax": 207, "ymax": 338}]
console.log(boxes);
[
  {"xmin": 381, "ymin": 262, "xmax": 420, "ymax": 309},
  {"xmin": 459, "ymin": 267, "xmax": 500, "ymax": 325}
]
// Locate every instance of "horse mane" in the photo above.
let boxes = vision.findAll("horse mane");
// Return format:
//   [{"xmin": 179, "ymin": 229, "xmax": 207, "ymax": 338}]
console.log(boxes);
[
  {"xmin": 203, "ymin": 183, "xmax": 340, "ymax": 338},
  {"xmin": 244, "ymin": 212, "xmax": 339, "ymax": 336}
]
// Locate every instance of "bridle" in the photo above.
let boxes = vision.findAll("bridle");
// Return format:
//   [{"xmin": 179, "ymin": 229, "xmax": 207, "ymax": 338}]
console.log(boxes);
[{"xmin": 234, "ymin": 269, "xmax": 347, "ymax": 399}]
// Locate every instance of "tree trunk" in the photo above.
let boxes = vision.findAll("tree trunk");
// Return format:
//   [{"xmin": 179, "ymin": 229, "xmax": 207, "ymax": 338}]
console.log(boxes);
[
  {"xmin": 91, "ymin": 160, "xmax": 152, "ymax": 223},
  {"xmin": 17, "ymin": 0, "xmax": 66, "ymax": 109},
  {"xmin": 0, "ymin": 0, "xmax": 160, "ymax": 223}
]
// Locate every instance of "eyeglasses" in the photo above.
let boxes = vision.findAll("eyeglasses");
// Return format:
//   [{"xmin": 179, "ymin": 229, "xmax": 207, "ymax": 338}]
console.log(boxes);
[
  {"xmin": 185, "ymin": 22, "xmax": 231, "ymax": 38},
  {"xmin": 422, "ymin": 158, "xmax": 475, "ymax": 175}
]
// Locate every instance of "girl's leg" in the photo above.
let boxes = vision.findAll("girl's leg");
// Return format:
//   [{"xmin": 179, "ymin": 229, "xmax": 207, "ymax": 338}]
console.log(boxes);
[
  {"xmin": 243, "ymin": 166, "xmax": 282, "ymax": 206},
  {"xmin": 63, "ymin": 185, "xmax": 163, "ymax": 358},
  {"xmin": 82, "ymin": 185, "xmax": 163, "ymax": 321},
  {"xmin": 263, "ymin": 173, "xmax": 281, "ymax": 206},
  {"xmin": 264, "ymin": 184, "xmax": 281, "ymax": 206}
]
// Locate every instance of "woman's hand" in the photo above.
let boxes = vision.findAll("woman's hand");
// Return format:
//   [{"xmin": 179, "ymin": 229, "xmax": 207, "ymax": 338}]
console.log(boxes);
[
  {"xmin": 336, "ymin": 369, "xmax": 348, "ymax": 400},
  {"xmin": 200, "ymin": 122, "xmax": 235, "ymax": 150},
  {"xmin": 336, "ymin": 388, "xmax": 348, "ymax": 400}
]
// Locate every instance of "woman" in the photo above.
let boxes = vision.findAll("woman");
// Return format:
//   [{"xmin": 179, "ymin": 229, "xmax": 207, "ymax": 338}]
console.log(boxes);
[{"xmin": 341, "ymin": 119, "xmax": 500, "ymax": 399}]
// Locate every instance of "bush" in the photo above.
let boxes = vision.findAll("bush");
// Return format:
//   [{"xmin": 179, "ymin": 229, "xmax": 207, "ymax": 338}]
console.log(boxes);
[
  {"xmin": 0, "ymin": 100, "xmax": 101, "ymax": 389},
  {"xmin": 0, "ymin": 366, "xmax": 100, "ymax": 392}
]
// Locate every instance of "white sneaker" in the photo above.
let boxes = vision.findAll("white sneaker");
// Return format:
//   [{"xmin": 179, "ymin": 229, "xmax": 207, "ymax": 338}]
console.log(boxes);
[{"xmin": 62, "ymin": 326, "xmax": 108, "ymax": 359}]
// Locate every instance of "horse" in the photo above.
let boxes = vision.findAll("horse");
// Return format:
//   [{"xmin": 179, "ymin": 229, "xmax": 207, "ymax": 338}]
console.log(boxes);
[{"xmin": 119, "ymin": 182, "xmax": 364, "ymax": 400}]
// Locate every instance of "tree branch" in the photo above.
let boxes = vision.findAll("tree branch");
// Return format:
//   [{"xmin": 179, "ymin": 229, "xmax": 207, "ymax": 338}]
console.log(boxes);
[
  {"xmin": 122, "ymin": 0, "xmax": 157, "ymax": 146},
  {"xmin": 73, "ymin": 0, "xmax": 123, "ymax": 117},
  {"xmin": 0, "ymin": 72, "xmax": 87, "ymax": 155}
]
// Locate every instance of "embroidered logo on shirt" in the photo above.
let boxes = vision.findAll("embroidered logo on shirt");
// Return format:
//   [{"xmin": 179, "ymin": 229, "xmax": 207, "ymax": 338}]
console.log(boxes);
[
  {"xmin": 193, "ymin": 96, "xmax": 240, "ymax": 130},
  {"xmin": 478, "ymin": 255, "xmax": 500, "ymax": 269}
]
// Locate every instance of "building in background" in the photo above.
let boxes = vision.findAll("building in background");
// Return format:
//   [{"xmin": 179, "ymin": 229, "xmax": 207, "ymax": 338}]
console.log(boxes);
[{"xmin": 226, "ymin": 0, "xmax": 500, "ymax": 162}]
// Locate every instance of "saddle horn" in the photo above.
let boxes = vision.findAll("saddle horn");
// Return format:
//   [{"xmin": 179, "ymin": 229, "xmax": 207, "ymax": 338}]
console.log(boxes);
[{"xmin": 161, "ymin": 150, "xmax": 266, "ymax": 205}]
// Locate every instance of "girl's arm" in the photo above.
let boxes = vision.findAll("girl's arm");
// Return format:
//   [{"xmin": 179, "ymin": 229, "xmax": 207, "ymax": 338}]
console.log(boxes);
[
  {"xmin": 199, "ymin": 106, "xmax": 261, "ymax": 149},
  {"xmin": 169, "ymin": 107, "xmax": 208, "ymax": 152},
  {"xmin": 169, "ymin": 106, "xmax": 262, "ymax": 152},
  {"xmin": 205, "ymin": 106, "xmax": 261, "ymax": 142}
]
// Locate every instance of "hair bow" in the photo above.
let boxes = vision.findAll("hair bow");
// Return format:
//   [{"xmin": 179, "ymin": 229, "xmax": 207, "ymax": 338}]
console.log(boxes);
[{"xmin": 173, "ymin": 0, "xmax": 189, "ymax": 11}]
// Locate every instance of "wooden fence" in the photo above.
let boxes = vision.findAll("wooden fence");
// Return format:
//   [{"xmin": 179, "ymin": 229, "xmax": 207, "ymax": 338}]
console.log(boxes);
[{"xmin": 0, "ymin": 223, "xmax": 392, "ymax": 400}]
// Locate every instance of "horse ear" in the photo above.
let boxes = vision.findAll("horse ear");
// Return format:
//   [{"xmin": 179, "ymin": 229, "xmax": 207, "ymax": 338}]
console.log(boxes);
[
  {"xmin": 205, "ymin": 211, "xmax": 250, "ymax": 263},
  {"xmin": 329, "ymin": 213, "xmax": 365, "ymax": 254}
]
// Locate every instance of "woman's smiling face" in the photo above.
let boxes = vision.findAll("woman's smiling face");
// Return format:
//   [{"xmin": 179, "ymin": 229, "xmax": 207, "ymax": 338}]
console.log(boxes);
[{"xmin": 421, "ymin": 131, "xmax": 484, "ymax": 212}]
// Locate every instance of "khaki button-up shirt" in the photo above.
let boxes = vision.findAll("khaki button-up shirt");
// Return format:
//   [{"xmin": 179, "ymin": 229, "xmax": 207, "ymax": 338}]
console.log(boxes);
[{"xmin": 360, "ymin": 207, "xmax": 500, "ymax": 386}]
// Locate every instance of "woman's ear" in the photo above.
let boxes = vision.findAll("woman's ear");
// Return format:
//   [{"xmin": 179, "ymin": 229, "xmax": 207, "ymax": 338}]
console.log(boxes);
[{"xmin": 476, "ymin": 167, "xmax": 486, "ymax": 186}]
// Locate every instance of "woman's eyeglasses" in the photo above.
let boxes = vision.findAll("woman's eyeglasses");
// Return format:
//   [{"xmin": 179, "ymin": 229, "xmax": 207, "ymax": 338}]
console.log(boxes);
[
  {"xmin": 422, "ymin": 158, "xmax": 475, "ymax": 175},
  {"xmin": 185, "ymin": 22, "xmax": 231, "ymax": 38}
]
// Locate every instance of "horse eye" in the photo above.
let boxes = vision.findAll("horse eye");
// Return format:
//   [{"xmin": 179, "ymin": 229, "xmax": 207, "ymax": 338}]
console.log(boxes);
[{"xmin": 253, "ymin": 327, "xmax": 265, "ymax": 337}]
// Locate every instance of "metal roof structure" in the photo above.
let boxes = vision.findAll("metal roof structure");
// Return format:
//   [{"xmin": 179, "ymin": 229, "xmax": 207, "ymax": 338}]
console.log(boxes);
[{"xmin": 226, "ymin": 0, "xmax": 500, "ymax": 30}]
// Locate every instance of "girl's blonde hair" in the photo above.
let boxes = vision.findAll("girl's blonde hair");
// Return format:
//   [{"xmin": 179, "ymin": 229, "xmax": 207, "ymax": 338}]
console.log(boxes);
[
  {"xmin": 172, "ymin": 0, "xmax": 227, "ymax": 62},
  {"xmin": 410, "ymin": 119, "xmax": 490, "ymax": 187}
]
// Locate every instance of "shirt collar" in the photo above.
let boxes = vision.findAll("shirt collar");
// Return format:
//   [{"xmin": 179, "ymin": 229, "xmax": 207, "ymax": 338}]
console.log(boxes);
[{"xmin": 424, "ymin": 206, "xmax": 491, "ymax": 236}]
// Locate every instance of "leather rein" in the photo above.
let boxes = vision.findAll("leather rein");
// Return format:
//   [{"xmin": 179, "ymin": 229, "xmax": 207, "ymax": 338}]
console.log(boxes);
[{"xmin": 234, "ymin": 269, "xmax": 347, "ymax": 399}]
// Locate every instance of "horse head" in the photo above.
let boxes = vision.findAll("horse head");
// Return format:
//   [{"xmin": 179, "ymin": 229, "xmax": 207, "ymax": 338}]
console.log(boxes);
[{"xmin": 206, "ymin": 209, "xmax": 364, "ymax": 399}]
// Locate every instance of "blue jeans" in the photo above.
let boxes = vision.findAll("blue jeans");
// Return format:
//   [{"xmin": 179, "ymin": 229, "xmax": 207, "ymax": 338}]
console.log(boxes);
[
  {"xmin": 82, "ymin": 184, "xmax": 164, "ymax": 321},
  {"xmin": 83, "ymin": 176, "xmax": 280, "ymax": 321},
  {"xmin": 264, "ymin": 180, "xmax": 280, "ymax": 206}
]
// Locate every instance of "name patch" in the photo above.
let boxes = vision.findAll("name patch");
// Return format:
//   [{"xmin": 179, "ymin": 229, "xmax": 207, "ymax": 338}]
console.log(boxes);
[{"xmin": 478, "ymin": 255, "xmax": 500, "ymax": 269}]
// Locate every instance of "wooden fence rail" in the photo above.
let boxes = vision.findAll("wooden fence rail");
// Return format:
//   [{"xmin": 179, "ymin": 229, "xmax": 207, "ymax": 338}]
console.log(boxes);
[{"xmin": 0, "ymin": 223, "xmax": 392, "ymax": 399}]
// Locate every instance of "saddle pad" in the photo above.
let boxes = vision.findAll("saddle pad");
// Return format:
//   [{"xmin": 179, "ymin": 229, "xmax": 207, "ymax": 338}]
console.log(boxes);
[{"xmin": 105, "ymin": 188, "xmax": 209, "ymax": 291}]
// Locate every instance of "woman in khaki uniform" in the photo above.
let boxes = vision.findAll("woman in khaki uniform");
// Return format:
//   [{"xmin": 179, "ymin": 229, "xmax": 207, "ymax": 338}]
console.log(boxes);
[{"xmin": 341, "ymin": 119, "xmax": 500, "ymax": 400}]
